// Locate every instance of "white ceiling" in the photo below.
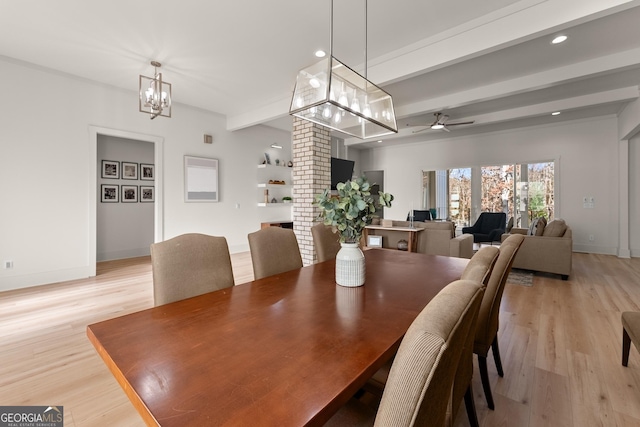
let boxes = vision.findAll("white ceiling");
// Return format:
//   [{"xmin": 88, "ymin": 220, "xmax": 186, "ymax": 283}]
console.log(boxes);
[{"xmin": 2, "ymin": 0, "xmax": 640, "ymax": 149}]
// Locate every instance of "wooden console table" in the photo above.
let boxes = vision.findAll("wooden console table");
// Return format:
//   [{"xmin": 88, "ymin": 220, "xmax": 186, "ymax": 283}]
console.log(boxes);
[
  {"xmin": 260, "ymin": 220, "xmax": 293, "ymax": 229},
  {"xmin": 364, "ymin": 225, "xmax": 425, "ymax": 252}
]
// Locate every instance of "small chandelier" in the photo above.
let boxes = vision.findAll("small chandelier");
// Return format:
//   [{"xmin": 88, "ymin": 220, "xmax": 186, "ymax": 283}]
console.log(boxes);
[
  {"xmin": 289, "ymin": 0, "xmax": 397, "ymax": 139},
  {"xmin": 139, "ymin": 61, "xmax": 172, "ymax": 119}
]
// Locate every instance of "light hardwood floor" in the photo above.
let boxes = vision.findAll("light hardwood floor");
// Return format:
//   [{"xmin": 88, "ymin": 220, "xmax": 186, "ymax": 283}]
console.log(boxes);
[{"xmin": 1, "ymin": 252, "xmax": 640, "ymax": 426}]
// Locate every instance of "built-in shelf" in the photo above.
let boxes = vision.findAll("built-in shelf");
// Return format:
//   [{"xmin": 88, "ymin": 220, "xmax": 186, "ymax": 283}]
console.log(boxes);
[
  {"xmin": 258, "ymin": 202, "xmax": 293, "ymax": 207},
  {"xmin": 257, "ymin": 165, "xmax": 293, "ymax": 213}
]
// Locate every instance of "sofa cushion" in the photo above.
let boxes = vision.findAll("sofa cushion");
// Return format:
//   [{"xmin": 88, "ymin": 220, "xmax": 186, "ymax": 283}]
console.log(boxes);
[
  {"xmin": 528, "ymin": 217, "xmax": 546, "ymax": 236},
  {"xmin": 543, "ymin": 219, "xmax": 567, "ymax": 237}
]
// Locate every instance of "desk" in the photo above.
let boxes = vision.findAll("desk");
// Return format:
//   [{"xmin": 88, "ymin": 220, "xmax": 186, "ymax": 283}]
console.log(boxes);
[
  {"xmin": 364, "ymin": 225, "xmax": 425, "ymax": 252},
  {"xmin": 87, "ymin": 250, "xmax": 467, "ymax": 426}
]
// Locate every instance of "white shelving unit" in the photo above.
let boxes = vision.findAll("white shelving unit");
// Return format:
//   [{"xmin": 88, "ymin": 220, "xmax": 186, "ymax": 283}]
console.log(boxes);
[{"xmin": 257, "ymin": 164, "xmax": 293, "ymax": 210}]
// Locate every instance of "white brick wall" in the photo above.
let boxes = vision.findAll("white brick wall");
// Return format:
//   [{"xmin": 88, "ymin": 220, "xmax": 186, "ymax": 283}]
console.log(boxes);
[{"xmin": 292, "ymin": 117, "xmax": 331, "ymax": 265}]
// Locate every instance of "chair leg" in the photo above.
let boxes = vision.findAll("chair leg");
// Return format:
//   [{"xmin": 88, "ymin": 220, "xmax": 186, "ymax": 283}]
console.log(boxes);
[
  {"xmin": 464, "ymin": 384, "xmax": 480, "ymax": 427},
  {"xmin": 478, "ymin": 355, "xmax": 495, "ymax": 410},
  {"xmin": 623, "ymin": 327, "xmax": 631, "ymax": 367},
  {"xmin": 491, "ymin": 336, "xmax": 504, "ymax": 377}
]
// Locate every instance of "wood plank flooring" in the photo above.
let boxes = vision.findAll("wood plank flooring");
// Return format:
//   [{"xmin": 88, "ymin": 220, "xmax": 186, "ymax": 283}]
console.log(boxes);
[{"xmin": 1, "ymin": 252, "xmax": 640, "ymax": 426}]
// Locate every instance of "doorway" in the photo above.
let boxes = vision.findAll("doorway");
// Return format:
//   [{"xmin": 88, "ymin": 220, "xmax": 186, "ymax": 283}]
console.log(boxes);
[{"xmin": 89, "ymin": 126, "xmax": 164, "ymax": 276}]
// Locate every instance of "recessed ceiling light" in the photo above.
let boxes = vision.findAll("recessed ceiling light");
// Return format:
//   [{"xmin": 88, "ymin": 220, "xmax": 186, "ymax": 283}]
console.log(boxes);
[
  {"xmin": 315, "ymin": 50, "xmax": 326, "ymax": 58},
  {"xmin": 551, "ymin": 111, "xmax": 561, "ymax": 116},
  {"xmin": 551, "ymin": 35, "xmax": 567, "ymax": 44},
  {"xmin": 377, "ymin": 140, "xmax": 383, "ymax": 143}
]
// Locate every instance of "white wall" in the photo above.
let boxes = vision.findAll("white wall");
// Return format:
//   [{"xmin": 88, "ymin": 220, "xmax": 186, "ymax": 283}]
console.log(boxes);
[
  {"xmin": 97, "ymin": 135, "xmax": 154, "ymax": 261},
  {"xmin": 0, "ymin": 58, "xmax": 291, "ymax": 291},
  {"xmin": 358, "ymin": 116, "xmax": 622, "ymax": 255},
  {"xmin": 631, "ymin": 135, "xmax": 640, "ymax": 256}
]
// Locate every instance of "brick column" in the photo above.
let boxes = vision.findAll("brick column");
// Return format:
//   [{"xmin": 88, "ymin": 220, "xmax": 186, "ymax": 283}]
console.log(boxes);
[{"xmin": 292, "ymin": 117, "xmax": 331, "ymax": 265}]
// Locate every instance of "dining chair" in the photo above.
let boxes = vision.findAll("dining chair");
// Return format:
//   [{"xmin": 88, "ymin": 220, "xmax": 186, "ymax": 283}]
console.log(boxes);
[
  {"xmin": 311, "ymin": 223, "xmax": 341, "ymax": 262},
  {"xmin": 150, "ymin": 233, "xmax": 235, "ymax": 306},
  {"xmin": 474, "ymin": 233, "xmax": 525, "ymax": 410},
  {"xmin": 461, "ymin": 246, "xmax": 500, "ymax": 286},
  {"xmin": 622, "ymin": 311, "xmax": 640, "ymax": 366},
  {"xmin": 325, "ymin": 279, "xmax": 484, "ymax": 427},
  {"xmin": 248, "ymin": 227, "xmax": 303, "ymax": 280}
]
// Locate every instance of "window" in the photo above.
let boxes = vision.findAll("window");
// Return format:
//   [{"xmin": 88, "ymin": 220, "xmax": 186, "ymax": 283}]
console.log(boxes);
[{"xmin": 423, "ymin": 161, "xmax": 554, "ymax": 228}]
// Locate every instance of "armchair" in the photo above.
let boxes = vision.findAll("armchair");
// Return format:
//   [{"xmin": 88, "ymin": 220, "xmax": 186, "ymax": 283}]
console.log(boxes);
[{"xmin": 462, "ymin": 212, "xmax": 507, "ymax": 243}]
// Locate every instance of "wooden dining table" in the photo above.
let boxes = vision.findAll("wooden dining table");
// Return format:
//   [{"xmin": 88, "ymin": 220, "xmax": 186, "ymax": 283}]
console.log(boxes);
[{"xmin": 87, "ymin": 249, "xmax": 468, "ymax": 427}]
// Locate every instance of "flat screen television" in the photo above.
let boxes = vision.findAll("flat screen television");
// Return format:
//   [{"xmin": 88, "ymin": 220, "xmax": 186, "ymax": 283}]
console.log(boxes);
[{"xmin": 331, "ymin": 157, "xmax": 355, "ymax": 190}]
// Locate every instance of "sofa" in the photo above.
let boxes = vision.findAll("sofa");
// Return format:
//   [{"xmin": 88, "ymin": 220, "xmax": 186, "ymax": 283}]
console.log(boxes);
[
  {"xmin": 367, "ymin": 220, "xmax": 473, "ymax": 259},
  {"xmin": 500, "ymin": 218, "xmax": 572, "ymax": 280}
]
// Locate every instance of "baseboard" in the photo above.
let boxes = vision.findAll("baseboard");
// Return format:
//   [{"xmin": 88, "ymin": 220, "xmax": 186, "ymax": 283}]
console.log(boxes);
[
  {"xmin": 97, "ymin": 247, "xmax": 151, "ymax": 262},
  {"xmin": 0, "ymin": 265, "xmax": 93, "ymax": 293},
  {"xmin": 572, "ymin": 244, "xmax": 618, "ymax": 255}
]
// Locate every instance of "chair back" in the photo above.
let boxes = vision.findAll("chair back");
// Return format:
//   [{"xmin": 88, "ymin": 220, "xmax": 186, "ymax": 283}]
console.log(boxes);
[
  {"xmin": 374, "ymin": 280, "xmax": 484, "ymax": 427},
  {"xmin": 311, "ymin": 223, "xmax": 341, "ymax": 262},
  {"xmin": 474, "ymin": 234, "xmax": 525, "ymax": 354},
  {"xmin": 248, "ymin": 227, "xmax": 303, "ymax": 280},
  {"xmin": 461, "ymin": 246, "xmax": 500, "ymax": 286},
  {"xmin": 150, "ymin": 233, "xmax": 235, "ymax": 306}
]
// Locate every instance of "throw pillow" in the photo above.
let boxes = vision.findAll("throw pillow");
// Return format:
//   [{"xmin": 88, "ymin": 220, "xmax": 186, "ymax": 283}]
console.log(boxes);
[
  {"xmin": 543, "ymin": 219, "xmax": 567, "ymax": 237},
  {"xmin": 535, "ymin": 217, "xmax": 547, "ymax": 236}
]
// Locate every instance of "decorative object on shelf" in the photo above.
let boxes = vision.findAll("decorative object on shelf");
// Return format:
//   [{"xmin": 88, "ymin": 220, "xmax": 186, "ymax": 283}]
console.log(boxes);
[
  {"xmin": 184, "ymin": 156, "xmax": 219, "ymax": 202},
  {"xmin": 264, "ymin": 153, "xmax": 271, "ymax": 164},
  {"xmin": 314, "ymin": 175, "xmax": 394, "ymax": 287},
  {"xmin": 289, "ymin": 0, "xmax": 397, "ymax": 139},
  {"xmin": 264, "ymin": 189, "xmax": 269, "ymax": 203},
  {"xmin": 121, "ymin": 162, "xmax": 138, "ymax": 180},
  {"xmin": 282, "ymin": 196, "xmax": 292, "ymax": 203},
  {"xmin": 287, "ymin": 160, "xmax": 293, "ymax": 167},
  {"xmin": 101, "ymin": 160, "xmax": 119, "ymax": 179},
  {"xmin": 397, "ymin": 239, "xmax": 408, "ymax": 251},
  {"xmin": 275, "ymin": 159, "xmax": 280, "ymax": 166},
  {"xmin": 430, "ymin": 208, "xmax": 437, "ymax": 220},
  {"xmin": 268, "ymin": 179, "xmax": 286, "ymax": 185},
  {"xmin": 139, "ymin": 61, "xmax": 171, "ymax": 119},
  {"xmin": 271, "ymin": 198, "xmax": 277, "ymax": 203}
]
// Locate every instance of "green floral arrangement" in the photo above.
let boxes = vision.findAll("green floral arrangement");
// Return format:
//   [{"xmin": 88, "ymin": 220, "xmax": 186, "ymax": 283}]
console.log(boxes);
[{"xmin": 314, "ymin": 175, "xmax": 394, "ymax": 243}]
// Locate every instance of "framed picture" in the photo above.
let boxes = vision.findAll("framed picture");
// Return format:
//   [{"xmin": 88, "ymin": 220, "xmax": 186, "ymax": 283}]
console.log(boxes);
[
  {"xmin": 140, "ymin": 163, "xmax": 154, "ymax": 181},
  {"xmin": 121, "ymin": 185, "xmax": 138, "ymax": 202},
  {"xmin": 122, "ymin": 162, "xmax": 138, "ymax": 180},
  {"xmin": 101, "ymin": 184, "xmax": 119, "ymax": 202},
  {"xmin": 367, "ymin": 235, "xmax": 383, "ymax": 248},
  {"xmin": 140, "ymin": 185, "xmax": 155, "ymax": 202},
  {"xmin": 101, "ymin": 160, "xmax": 120, "ymax": 179},
  {"xmin": 184, "ymin": 156, "xmax": 219, "ymax": 202}
]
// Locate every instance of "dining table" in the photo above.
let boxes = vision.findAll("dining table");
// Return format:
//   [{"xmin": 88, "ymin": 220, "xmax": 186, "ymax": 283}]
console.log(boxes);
[{"xmin": 87, "ymin": 248, "xmax": 468, "ymax": 426}]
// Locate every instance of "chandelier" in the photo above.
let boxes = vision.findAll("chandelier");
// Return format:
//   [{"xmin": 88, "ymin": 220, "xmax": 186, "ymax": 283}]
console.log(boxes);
[
  {"xmin": 289, "ymin": 0, "xmax": 397, "ymax": 139},
  {"xmin": 139, "ymin": 61, "xmax": 172, "ymax": 119}
]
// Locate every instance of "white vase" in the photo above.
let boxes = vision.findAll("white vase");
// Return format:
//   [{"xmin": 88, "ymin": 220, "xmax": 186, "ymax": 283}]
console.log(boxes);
[{"xmin": 335, "ymin": 243, "xmax": 365, "ymax": 287}]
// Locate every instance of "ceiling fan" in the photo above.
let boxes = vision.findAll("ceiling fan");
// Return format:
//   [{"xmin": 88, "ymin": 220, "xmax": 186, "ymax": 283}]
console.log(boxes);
[{"xmin": 408, "ymin": 112, "xmax": 475, "ymax": 133}]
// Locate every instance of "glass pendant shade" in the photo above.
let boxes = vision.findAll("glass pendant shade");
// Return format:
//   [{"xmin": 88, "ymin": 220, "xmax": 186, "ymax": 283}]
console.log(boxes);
[
  {"xmin": 139, "ymin": 68, "xmax": 172, "ymax": 119},
  {"xmin": 290, "ymin": 56, "xmax": 397, "ymax": 139}
]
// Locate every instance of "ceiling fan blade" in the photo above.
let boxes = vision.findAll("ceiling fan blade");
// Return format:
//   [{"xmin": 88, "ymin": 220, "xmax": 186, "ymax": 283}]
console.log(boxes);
[
  {"xmin": 446, "ymin": 120, "xmax": 475, "ymax": 126},
  {"xmin": 441, "ymin": 126, "xmax": 451, "ymax": 132},
  {"xmin": 411, "ymin": 127, "xmax": 429, "ymax": 134}
]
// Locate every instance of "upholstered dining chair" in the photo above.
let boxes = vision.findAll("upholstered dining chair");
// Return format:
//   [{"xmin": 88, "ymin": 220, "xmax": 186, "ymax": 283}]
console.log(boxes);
[
  {"xmin": 474, "ymin": 233, "xmax": 525, "ymax": 410},
  {"xmin": 461, "ymin": 246, "xmax": 500, "ymax": 286},
  {"xmin": 311, "ymin": 223, "xmax": 341, "ymax": 263},
  {"xmin": 248, "ymin": 227, "xmax": 303, "ymax": 280},
  {"xmin": 325, "ymin": 279, "xmax": 484, "ymax": 427},
  {"xmin": 364, "ymin": 247, "xmax": 498, "ymax": 427},
  {"xmin": 150, "ymin": 233, "xmax": 235, "ymax": 306},
  {"xmin": 622, "ymin": 311, "xmax": 640, "ymax": 366}
]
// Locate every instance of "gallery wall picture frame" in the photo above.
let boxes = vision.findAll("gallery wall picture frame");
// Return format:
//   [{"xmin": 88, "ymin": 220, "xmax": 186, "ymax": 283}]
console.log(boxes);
[
  {"xmin": 121, "ymin": 185, "xmax": 138, "ymax": 202},
  {"xmin": 101, "ymin": 184, "xmax": 119, "ymax": 202},
  {"xmin": 101, "ymin": 160, "xmax": 120, "ymax": 179},
  {"xmin": 184, "ymin": 156, "xmax": 219, "ymax": 202},
  {"xmin": 140, "ymin": 163, "xmax": 155, "ymax": 181},
  {"xmin": 140, "ymin": 185, "xmax": 155, "ymax": 202},
  {"xmin": 122, "ymin": 162, "xmax": 139, "ymax": 180}
]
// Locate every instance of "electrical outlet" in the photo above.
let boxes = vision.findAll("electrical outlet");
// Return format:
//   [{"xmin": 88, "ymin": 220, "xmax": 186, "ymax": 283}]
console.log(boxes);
[
  {"xmin": 4, "ymin": 260, "xmax": 13, "ymax": 269},
  {"xmin": 589, "ymin": 234, "xmax": 595, "ymax": 242}
]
